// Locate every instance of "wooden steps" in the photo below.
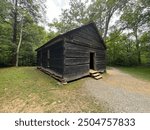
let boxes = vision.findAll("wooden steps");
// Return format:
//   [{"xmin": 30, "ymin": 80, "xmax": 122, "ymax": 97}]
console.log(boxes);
[
  {"xmin": 89, "ymin": 69, "xmax": 97, "ymax": 74},
  {"xmin": 92, "ymin": 73, "xmax": 99, "ymax": 77},
  {"xmin": 89, "ymin": 69, "xmax": 102, "ymax": 80},
  {"xmin": 94, "ymin": 75, "xmax": 102, "ymax": 79}
]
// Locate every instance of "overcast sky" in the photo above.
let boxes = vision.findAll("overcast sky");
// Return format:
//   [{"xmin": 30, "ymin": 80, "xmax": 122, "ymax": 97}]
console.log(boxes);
[
  {"xmin": 46, "ymin": 0, "xmax": 91, "ymax": 22},
  {"xmin": 46, "ymin": 0, "xmax": 70, "ymax": 22},
  {"xmin": 45, "ymin": 0, "xmax": 117, "ymax": 31}
]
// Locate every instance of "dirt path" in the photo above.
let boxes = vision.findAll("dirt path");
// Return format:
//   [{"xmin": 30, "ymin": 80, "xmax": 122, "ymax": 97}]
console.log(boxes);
[{"xmin": 83, "ymin": 67, "xmax": 150, "ymax": 112}]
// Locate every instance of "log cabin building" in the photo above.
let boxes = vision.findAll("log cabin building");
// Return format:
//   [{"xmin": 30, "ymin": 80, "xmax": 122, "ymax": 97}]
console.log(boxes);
[{"xmin": 36, "ymin": 22, "xmax": 106, "ymax": 82}]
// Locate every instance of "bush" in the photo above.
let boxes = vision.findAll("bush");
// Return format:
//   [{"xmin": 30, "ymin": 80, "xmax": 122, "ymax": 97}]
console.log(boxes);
[
  {"xmin": 0, "ymin": 42, "xmax": 15, "ymax": 67},
  {"xmin": 19, "ymin": 43, "xmax": 36, "ymax": 66}
]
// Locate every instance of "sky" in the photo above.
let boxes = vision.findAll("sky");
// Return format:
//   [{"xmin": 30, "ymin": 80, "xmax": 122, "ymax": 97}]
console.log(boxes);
[
  {"xmin": 46, "ymin": 0, "xmax": 91, "ymax": 22},
  {"xmin": 45, "ymin": 0, "xmax": 117, "ymax": 31},
  {"xmin": 45, "ymin": 0, "xmax": 90, "ymax": 31},
  {"xmin": 46, "ymin": 0, "xmax": 70, "ymax": 23}
]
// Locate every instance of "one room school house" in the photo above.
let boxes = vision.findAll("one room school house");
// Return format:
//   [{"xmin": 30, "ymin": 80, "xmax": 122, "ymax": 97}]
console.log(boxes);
[{"xmin": 36, "ymin": 22, "xmax": 106, "ymax": 82}]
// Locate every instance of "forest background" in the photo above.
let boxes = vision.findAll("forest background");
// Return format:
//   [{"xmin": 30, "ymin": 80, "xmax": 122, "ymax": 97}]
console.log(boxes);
[{"xmin": 0, "ymin": 0, "xmax": 149, "ymax": 67}]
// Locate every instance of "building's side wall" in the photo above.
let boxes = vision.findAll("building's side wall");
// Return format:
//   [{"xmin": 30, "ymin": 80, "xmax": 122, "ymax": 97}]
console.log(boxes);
[
  {"xmin": 37, "ymin": 50, "xmax": 41, "ymax": 66},
  {"xmin": 63, "ymin": 25, "xmax": 106, "ymax": 81},
  {"xmin": 37, "ymin": 41, "xmax": 64, "ymax": 77}
]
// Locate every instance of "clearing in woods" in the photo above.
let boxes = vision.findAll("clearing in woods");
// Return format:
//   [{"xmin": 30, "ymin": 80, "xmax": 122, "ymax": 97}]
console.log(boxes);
[
  {"xmin": 0, "ymin": 66, "xmax": 150, "ymax": 112},
  {"xmin": 0, "ymin": 67, "xmax": 104, "ymax": 112}
]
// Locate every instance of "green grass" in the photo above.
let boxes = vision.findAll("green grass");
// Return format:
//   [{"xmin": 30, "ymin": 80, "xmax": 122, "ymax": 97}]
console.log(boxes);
[
  {"xmin": 0, "ymin": 67, "xmax": 59, "ymax": 111},
  {"xmin": 0, "ymin": 67, "xmax": 104, "ymax": 112},
  {"xmin": 118, "ymin": 66, "xmax": 150, "ymax": 81}
]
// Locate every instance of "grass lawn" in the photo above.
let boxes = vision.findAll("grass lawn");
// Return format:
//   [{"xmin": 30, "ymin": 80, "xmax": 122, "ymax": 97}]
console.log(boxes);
[
  {"xmin": 118, "ymin": 66, "xmax": 150, "ymax": 81},
  {"xmin": 0, "ymin": 67, "xmax": 104, "ymax": 112}
]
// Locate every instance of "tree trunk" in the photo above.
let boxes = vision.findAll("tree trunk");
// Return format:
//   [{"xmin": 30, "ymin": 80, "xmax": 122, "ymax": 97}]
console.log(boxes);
[
  {"xmin": 12, "ymin": 0, "xmax": 18, "ymax": 66},
  {"xmin": 136, "ymin": 44, "xmax": 141, "ymax": 65},
  {"xmin": 134, "ymin": 28, "xmax": 141, "ymax": 65},
  {"xmin": 103, "ymin": 16, "xmax": 110, "ymax": 41},
  {"xmin": 16, "ymin": 18, "xmax": 23, "ymax": 67},
  {"xmin": 12, "ymin": 0, "xmax": 18, "ymax": 44},
  {"xmin": 103, "ymin": 10, "xmax": 114, "ymax": 41}
]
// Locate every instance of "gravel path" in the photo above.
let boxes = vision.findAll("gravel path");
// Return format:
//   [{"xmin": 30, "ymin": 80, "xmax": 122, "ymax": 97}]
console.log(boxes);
[{"xmin": 83, "ymin": 68, "xmax": 150, "ymax": 112}]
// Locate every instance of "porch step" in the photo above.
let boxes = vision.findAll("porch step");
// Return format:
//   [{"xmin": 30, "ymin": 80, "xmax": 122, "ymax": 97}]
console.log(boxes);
[
  {"xmin": 89, "ymin": 69, "xmax": 98, "ymax": 74},
  {"xmin": 94, "ymin": 75, "xmax": 102, "ymax": 80},
  {"xmin": 89, "ymin": 69, "xmax": 102, "ymax": 80},
  {"xmin": 92, "ymin": 73, "xmax": 100, "ymax": 77}
]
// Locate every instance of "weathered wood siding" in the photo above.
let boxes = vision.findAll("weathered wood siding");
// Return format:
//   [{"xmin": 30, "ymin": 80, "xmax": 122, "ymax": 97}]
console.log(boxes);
[
  {"xmin": 37, "ymin": 50, "xmax": 41, "ymax": 66},
  {"xmin": 37, "ymin": 41, "xmax": 64, "ymax": 76},
  {"xmin": 37, "ymin": 23, "xmax": 106, "ymax": 82},
  {"xmin": 63, "ymin": 42, "xmax": 89, "ymax": 81},
  {"xmin": 95, "ymin": 51, "xmax": 106, "ymax": 71},
  {"xmin": 63, "ymin": 25, "xmax": 106, "ymax": 81}
]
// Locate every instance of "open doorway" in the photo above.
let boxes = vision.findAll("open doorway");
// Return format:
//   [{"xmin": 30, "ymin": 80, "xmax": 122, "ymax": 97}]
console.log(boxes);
[{"xmin": 90, "ymin": 52, "xmax": 95, "ymax": 70}]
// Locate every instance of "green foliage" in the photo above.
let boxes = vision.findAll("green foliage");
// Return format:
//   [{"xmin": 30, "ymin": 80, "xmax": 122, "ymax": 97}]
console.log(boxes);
[
  {"xmin": 0, "ymin": 0, "xmax": 47, "ymax": 67},
  {"xmin": 0, "ymin": 9, "xmax": 14, "ymax": 67},
  {"xmin": 17, "ymin": 22, "xmax": 48, "ymax": 66},
  {"xmin": 140, "ymin": 31, "xmax": 150, "ymax": 64},
  {"xmin": 13, "ymin": 0, "xmax": 46, "ymax": 23},
  {"xmin": 19, "ymin": 43, "xmax": 35, "ymax": 66},
  {"xmin": 106, "ymin": 30, "xmax": 139, "ymax": 66},
  {"xmin": 0, "ymin": 0, "xmax": 150, "ymax": 67},
  {"xmin": 0, "ymin": 0, "xmax": 11, "ymax": 23},
  {"xmin": 106, "ymin": 0, "xmax": 150, "ymax": 66},
  {"xmin": 0, "ymin": 42, "xmax": 14, "ymax": 67},
  {"xmin": 23, "ymin": 22, "xmax": 48, "ymax": 48},
  {"xmin": 120, "ymin": 0, "xmax": 150, "ymax": 65},
  {"xmin": 88, "ymin": 0, "xmax": 128, "ymax": 39},
  {"xmin": 46, "ymin": 31, "xmax": 58, "ymax": 41},
  {"xmin": 49, "ymin": 0, "xmax": 128, "ymax": 39}
]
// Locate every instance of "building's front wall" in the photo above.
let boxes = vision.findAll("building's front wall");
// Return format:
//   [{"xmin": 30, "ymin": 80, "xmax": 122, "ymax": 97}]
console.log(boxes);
[
  {"xmin": 63, "ymin": 24, "xmax": 106, "ymax": 82},
  {"xmin": 63, "ymin": 42, "xmax": 90, "ymax": 81}
]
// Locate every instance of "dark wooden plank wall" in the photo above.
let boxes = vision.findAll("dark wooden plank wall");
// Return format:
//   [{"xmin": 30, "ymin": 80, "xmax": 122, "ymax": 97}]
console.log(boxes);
[
  {"xmin": 64, "ymin": 64, "xmax": 89, "ymax": 81},
  {"xmin": 63, "ymin": 25, "xmax": 106, "ymax": 81},
  {"xmin": 37, "ymin": 41, "xmax": 64, "ymax": 76},
  {"xmin": 37, "ymin": 24, "xmax": 106, "ymax": 82},
  {"xmin": 63, "ymin": 42, "xmax": 89, "ymax": 81},
  {"xmin": 41, "ymin": 49, "xmax": 47, "ymax": 68},
  {"xmin": 72, "ymin": 26, "xmax": 106, "ymax": 71},
  {"xmin": 37, "ymin": 51, "xmax": 41, "ymax": 66},
  {"xmin": 95, "ymin": 51, "xmax": 106, "ymax": 71},
  {"xmin": 48, "ymin": 42, "xmax": 64, "ymax": 75},
  {"xmin": 65, "ymin": 26, "xmax": 105, "ymax": 49}
]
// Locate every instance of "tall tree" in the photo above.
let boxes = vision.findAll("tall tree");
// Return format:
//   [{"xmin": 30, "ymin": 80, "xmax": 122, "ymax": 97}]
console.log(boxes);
[
  {"xmin": 9, "ymin": 0, "xmax": 46, "ymax": 66},
  {"xmin": 15, "ymin": 16, "xmax": 23, "ymax": 66},
  {"xmin": 49, "ymin": 0, "xmax": 128, "ymax": 41},
  {"xmin": 12, "ymin": 0, "xmax": 18, "ymax": 44},
  {"xmin": 0, "ymin": 0, "xmax": 48, "ymax": 67},
  {"xmin": 120, "ymin": 0, "xmax": 149, "ymax": 64},
  {"xmin": 0, "ymin": 0, "xmax": 13, "ymax": 66},
  {"xmin": 87, "ymin": 0, "xmax": 128, "ymax": 41}
]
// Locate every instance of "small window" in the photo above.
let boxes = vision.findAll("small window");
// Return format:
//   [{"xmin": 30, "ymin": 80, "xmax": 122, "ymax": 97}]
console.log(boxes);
[
  {"xmin": 47, "ymin": 50, "xmax": 50, "ymax": 67},
  {"xmin": 47, "ymin": 61, "xmax": 50, "ymax": 67},
  {"xmin": 40, "ymin": 52, "xmax": 42, "ymax": 66},
  {"xmin": 47, "ymin": 50, "xmax": 50, "ymax": 59}
]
